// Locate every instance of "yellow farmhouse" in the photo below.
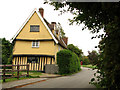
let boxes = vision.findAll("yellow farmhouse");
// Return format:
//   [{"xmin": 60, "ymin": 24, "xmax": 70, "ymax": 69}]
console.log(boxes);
[{"xmin": 11, "ymin": 8, "xmax": 68, "ymax": 71}]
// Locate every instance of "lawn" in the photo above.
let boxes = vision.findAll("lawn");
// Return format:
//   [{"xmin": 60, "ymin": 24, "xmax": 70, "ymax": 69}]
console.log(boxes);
[
  {"xmin": 21, "ymin": 71, "xmax": 42, "ymax": 76},
  {"xmin": 5, "ymin": 71, "xmax": 42, "ymax": 76},
  {"xmin": 82, "ymin": 65, "xmax": 97, "ymax": 69},
  {"xmin": 0, "ymin": 71, "xmax": 42, "ymax": 83}
]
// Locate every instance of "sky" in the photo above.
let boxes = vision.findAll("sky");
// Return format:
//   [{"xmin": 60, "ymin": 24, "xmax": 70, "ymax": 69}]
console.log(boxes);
[{"xmin": 0, "ymin": 0, "xmax": 102, "ymax": 55}]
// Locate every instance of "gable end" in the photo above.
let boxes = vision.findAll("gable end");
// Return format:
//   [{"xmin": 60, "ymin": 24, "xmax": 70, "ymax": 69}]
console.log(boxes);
[{"xmin": 11, "ymin": 8, "xmax": 58, "ymax": 44}]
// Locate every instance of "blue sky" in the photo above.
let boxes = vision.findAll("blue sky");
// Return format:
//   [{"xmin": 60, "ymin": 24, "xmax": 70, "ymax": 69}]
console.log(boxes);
[{"xmin": 0, "ymin": 0, "xmax": 102, "ymax": 55}]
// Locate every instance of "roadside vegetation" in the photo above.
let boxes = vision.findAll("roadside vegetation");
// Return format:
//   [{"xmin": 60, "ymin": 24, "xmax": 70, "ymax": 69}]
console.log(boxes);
[
  {"xmin": 82, "ymin": 65, "xmax": 97, "ymax": 69},
  {"xmin": 46, "ymin": 1, "xmax": 120, "ymax": 89},
  {"xmin": 0, "ymin": 38, "xmax": 13, "ymax": 65},
  {"xmin": 57, "ymin": 43, "xmax": 98, "ymax": 75},
  {"xmin": 57, "ymin": 49, "xmax": 81, "ymax": 75},
  {"xmin": 0, "ymin": 71, "xmax": 42, "ymax": 83}
]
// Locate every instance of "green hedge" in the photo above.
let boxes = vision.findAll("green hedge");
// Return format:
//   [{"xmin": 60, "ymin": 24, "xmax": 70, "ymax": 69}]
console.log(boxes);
[{"xmin": 57, "ymin": 49, "xmax": 81, "ymax": 74}]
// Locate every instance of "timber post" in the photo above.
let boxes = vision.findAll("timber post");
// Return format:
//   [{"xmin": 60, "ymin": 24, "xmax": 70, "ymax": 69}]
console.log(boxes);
[
  {"xmin": 17, "ymin": 64, "xmax": 19, "ymax": 79},
  {"xmin": 27, "ymin": 64, "xmax": 29, "ymax": 77},
  {"xmin": 3, "ymin": 65, "xmax": 5, "ymax": 82}
]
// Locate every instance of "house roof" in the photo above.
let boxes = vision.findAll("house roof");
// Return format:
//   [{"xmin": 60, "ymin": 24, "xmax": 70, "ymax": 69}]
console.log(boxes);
[
  {"xmin": 43, "ymin": 18, "xmax": 67, "ymax": 48},
  {"xmin": 11, "ymin": 8, "xmax": 67, "ymax": 48},
  {"xmin": 54, "ymin": 35, "xmax": 67, "ymax": 48},
  {"xmin": 11, "ymin": 8, "xmax": 58, "ymax": 43}
]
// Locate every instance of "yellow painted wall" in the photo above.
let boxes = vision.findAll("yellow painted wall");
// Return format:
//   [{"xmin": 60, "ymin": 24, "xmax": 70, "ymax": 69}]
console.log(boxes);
[
  {"xmin": 54, "ymin": 44, "xmax": 64, "ymax": 63},
  {"xmin": 13, "ymin": 40, "xmax": 55, "ymax": 55},
  {"xmin": 13, "ymin": 56, "xmax": 55, "ymax": 71},
  {"xmin": 13, "ymin": 11, "xmax": 66, "ymax": 66},
  {"xmin": 55, "ymin": 44, "xmax": 64, "ymax": 53},
  {"xmin": 16, "ymin": 12, "xmax": 52, "ymax": 40}
]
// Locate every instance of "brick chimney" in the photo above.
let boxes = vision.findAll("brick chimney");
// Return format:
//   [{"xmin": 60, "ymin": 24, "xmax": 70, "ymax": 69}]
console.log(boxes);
[
  {"xmin": 62, "ymin": 37, "xmax": 68, "ymax": 45},
  {"xmin": 51, "ymin": 22, "xmax": 56, "ymax": 31},
  {"xmin": 39, "ymin": 8, "xmax": 44, "ymax": 17},
  {"xmin": 51, "ymin": 22, "xmax": 56, "ymax": 25}
]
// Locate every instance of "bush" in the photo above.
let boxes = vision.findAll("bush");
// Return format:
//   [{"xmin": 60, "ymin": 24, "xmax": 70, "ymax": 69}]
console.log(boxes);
[{"xmin": 57, "ymin": 49, "xmax": 81, "ymax": 75}]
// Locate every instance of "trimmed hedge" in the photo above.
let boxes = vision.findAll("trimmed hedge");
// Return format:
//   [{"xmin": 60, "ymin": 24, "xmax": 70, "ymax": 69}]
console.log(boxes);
[{"xmin": 57, "ymin": 49, "xmax": 81, "ymax": 74}]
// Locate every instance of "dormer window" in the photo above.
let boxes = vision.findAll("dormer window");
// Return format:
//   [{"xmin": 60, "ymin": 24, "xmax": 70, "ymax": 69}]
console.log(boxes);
[
  {"xmin": 30, "ymin": 25, "xmax": 39, "ymax": 32},
  {"xmin": 32, "ymin": 41, "xmax": 39, "ymax": 48}
]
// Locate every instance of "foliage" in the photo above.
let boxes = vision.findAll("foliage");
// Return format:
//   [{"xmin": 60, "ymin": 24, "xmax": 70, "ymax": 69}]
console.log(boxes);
[
  {"xmin": 1, "ymin": 38, "xmax": 13, "ymax": 64},
  {"xmin": 87, "ymin": 50, "xmax": 99, "ymax": 65},
  {"xmin": 79, "ymin": 56, "xmax": 90, "ymax": 65},
  {"xmin": 1, "ymin": 71, "xmax": 42, "ymax": 83},
  {"xmin": 57, "ymin": 49, "xmax": 80, "ymax": 75},
  {"xmin": 82, "ymin": 65, "xmax": 96, "ymax": 69},
  {"xmin": 0, "ymin": 39, "xmax": 2, "ymax": 64},
  {"xmin": 1, "ymin": 75, "xmax": 40, "ymax": 83},
  {"xmin": 1, "ymin": 76, "xmax": 29, "ymax": 83},
  {"xmin": 67, "ymin": 44, "xmax": 83, "ymax": 57},
  {"xmin": 45, "ymin": 1, "xmax": 120, "ymax": 89},
  {"xmin": 57, "ymin": 22, "xmax": 65, "ymax": 38}
]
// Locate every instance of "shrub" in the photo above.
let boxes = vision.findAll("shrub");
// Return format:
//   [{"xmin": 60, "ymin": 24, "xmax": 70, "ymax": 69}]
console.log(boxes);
[{"xmin": 57, "ymin": 49, "xmax": 80, "ymax": 74}]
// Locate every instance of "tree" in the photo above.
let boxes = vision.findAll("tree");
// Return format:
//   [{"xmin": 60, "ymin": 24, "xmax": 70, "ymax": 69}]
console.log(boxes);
[
  {"xmin": 57, "ymin": 22, "xmax": 65, "ymax": 38},
  {"xmin": 45, "ymin": 1, "xmax": 120, "ymax": 89},
  {"xmin": 80, "ymin": 56, "xmax": 90, "ymax": 65},
  {"xmin": 0, "ymin": 39, "xmax": 2, "ymax": 64},
  {"xmin": 87, "ymin": 50, "xmax": 98, "ymax": 65},
  {"xmin": 67, "ymin": 44, "xmax": 83, "ymax": 57},
  {"xmin": 1, "ymin": 38, "xmax": 13, "ymax": 64}
]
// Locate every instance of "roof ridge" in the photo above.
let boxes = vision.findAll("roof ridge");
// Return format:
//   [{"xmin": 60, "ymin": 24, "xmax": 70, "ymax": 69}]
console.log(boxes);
[{"xmin": 11, "ymin": 8, "xmax": 58, "ymax": 44}]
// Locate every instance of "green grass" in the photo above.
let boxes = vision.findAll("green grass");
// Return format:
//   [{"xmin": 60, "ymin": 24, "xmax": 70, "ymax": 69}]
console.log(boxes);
[
  {"xmin": 0, "ymin": 75, "xmax": 41, "ymax": 83},
  {"xmin": 27, "ymin": 71, "xmax": 42, "ymax": 76},
  {"xmin": 5, "ymin": 71, "xmax": 42, "ymax": 76},
  {"xmin": 1, "ymin": 71, "xmax": 42, "ymax": 83},
  {"xmin": 82, "ymin": 65, "xmax": 97, "ymax": 69},
  {"xmin": 0, "ymin": 76, "xmax": 29, "ymax": 83}
]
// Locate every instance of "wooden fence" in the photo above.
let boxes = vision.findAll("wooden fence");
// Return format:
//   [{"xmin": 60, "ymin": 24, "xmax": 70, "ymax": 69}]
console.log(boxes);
[{"xmin": 0, "ymin": 64, "xmax": 29, "ymax": 82}]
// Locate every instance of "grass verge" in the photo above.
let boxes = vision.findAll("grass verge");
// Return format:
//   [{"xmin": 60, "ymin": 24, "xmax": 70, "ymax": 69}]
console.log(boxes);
[
  {"xmin": 82, "ymin": 65, "xmax": 96, "ymax": 69},
  {"xmin": 1, "ymin": 71, "xmax": 42, "ymax": 83}
]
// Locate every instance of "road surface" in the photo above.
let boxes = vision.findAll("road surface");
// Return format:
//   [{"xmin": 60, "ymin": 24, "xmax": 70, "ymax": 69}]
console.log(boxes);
[{"xmin": 20, "ymin": 67, "xmax": 96, "ymax": 88}]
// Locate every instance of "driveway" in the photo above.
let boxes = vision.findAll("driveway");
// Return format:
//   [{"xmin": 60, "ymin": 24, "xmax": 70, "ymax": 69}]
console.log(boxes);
[{"xmin": 20, "ymin": 67, "xmax": 97, "ymax": 88}]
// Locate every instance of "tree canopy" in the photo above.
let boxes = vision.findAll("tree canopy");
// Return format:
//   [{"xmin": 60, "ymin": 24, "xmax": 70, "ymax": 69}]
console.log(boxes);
[
  {"xmin": 45, "ymin": 1, "xmax": 120, "ymax": 89},
  {"xmin": 57, "ymin": 22, "xmax": 65, "ymax": 38},
  {"xmin": 67, "ymin": 44, "xmax": 83, "ymax": 57},
  {"xmin": 87, "ymin": 50, "xmax": 98, "ymax": 65},
  {"xmin": 79, "ymin": 56, "xmax": 90, "ymax": 65},
  {"xmin": 1, "ymin": 38, "xmax": 13, "ymax": 64}
]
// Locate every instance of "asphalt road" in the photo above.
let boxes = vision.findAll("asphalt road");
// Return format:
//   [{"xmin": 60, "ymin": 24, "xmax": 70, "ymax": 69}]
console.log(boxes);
[{"xmin": 20, "ymin": 67, "xmax": 96, "ymax": 88}]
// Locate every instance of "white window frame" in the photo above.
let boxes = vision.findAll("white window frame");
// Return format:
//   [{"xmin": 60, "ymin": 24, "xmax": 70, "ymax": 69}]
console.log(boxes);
[{"xmin": 32, "ymin": 41, "xmax": 40, "ymax": 48}]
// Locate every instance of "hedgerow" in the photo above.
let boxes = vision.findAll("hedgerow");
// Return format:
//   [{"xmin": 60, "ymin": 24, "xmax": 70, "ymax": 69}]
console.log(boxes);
[{"xmin": 57, "ymin": 49, "xmax": 80, "ymax": 75}]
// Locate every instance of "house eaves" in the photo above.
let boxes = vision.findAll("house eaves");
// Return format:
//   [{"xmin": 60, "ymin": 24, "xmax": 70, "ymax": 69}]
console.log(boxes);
[{"xmin": 11, "ymin": 8, "xmax": 58, "ymax": 44}]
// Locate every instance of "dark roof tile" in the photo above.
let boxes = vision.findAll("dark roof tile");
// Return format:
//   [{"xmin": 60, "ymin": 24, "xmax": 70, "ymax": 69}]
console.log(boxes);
[{"xmin": 43, "ymin": 18, "xmax": 67, "ymax": 48}]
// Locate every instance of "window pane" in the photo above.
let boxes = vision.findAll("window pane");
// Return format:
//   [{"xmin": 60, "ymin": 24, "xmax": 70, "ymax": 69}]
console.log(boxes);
[
  {"xmin": 27, "ymin": 57, "xmax": 38, "ymax": 63},
  {"xmin": 32, "ymin": 41, "xmax": 39, "ymax": 47},
  {"xmin": 32, "ymin": 41, "xmax": 35, "ymax": 47},
  {"xmin": 36, "ymin": 41, "xmax": 39, "ymax": 47},
  {"xmin": 27, "ymin": 57, "xmax": 32, "ymax": 63},
  {"xmin": 30, "ymin": 25, "xmax": 39, "ymax": 32}
]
